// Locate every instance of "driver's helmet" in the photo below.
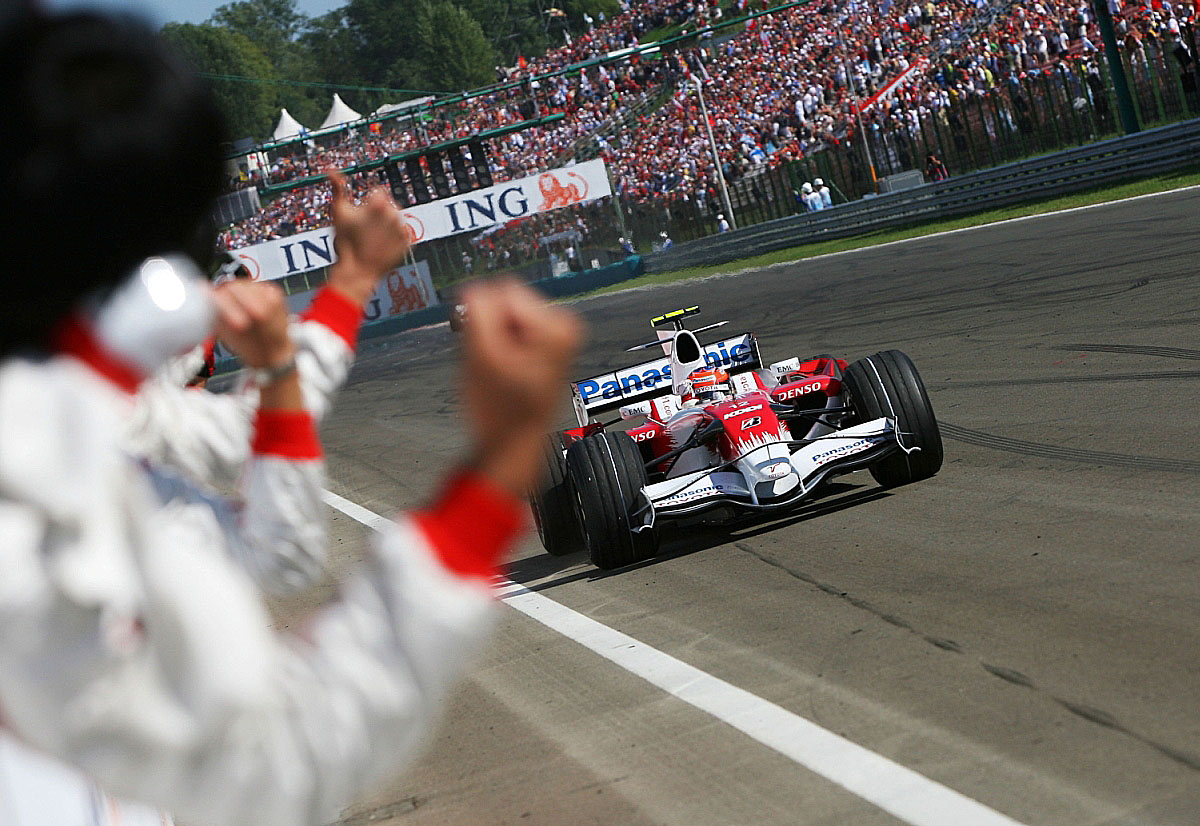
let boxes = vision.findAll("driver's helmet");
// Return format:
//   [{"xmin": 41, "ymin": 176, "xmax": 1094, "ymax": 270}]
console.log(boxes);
[{"xmin": 688, "ymin": 366, "xmax": 731, "ymax": 403}]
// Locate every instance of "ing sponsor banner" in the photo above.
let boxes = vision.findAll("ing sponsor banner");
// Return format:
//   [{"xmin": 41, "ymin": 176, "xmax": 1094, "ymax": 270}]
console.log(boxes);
[{"xmin": 230, "ymin": 160, "xmax": 612, "ymax": 282}]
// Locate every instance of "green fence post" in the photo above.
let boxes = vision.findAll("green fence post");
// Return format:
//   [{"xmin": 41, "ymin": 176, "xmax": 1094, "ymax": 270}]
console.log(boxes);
[
  {"xmin": 1039, "ymin": 70, "xmax": 1065, "ymax": 150},
  {"xmin": 932, "ymin": 107, "xmax": 958, "ymax": 175},
  {"xmin": 972, "ymin": 93, "xmax": 998, "ymax": 166},
  {"xmin": 986, "ymin": 91, "xmax": 1011, "ymax": 162},
  {"xmin": 1144, "ymin": 43, "xmax": 1168, "ymax": 124},
  {"xmin": 1065, "ymin": 66, "xmax": 1094, "ymax": 143},
  {"xmin": 1170, "ymin": 48, "xmax": 1194, "ymax": 118}
]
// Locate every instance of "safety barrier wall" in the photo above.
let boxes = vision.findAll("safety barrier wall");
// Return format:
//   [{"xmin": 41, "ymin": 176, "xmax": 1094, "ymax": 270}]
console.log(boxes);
[{"xmin": 642, "ymin": 116, "xmax": 1200, "ymax": 274}]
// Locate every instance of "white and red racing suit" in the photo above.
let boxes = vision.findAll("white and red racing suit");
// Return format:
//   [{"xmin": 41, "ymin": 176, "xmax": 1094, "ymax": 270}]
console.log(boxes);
[
  {"xmin": 0, "ymin": 286, "xmax": 522, "ymax": 826},
  {"xmin": 127, "ymin": 288, "xmax": 364, "ymax": 596}
]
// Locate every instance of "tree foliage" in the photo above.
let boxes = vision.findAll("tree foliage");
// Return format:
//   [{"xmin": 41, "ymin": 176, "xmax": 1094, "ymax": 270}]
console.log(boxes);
[
  {"xmin": 160, "ymin": 0, "xmax": 622, "ymax": 142},
  {"xmin": 160, "ymin": 22, "xmax": 277, "ymax": 141},
  {"xmin": 412, "ymin": 1, "xmax": 496, "ymax": 91}
]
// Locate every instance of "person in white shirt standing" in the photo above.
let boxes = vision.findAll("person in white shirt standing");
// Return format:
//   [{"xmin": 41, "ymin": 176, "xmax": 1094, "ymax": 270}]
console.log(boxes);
[
  {"xmin": 814, "ymin": 178, "xmax": 833, "ymax": 209},
  {"xmin": 801, "ymin": 182, "xmax": 824, "ymax": 211}
]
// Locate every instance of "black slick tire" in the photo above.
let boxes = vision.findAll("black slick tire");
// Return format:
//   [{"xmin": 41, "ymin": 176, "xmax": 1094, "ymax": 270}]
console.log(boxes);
[
  {"xmin": 531, "ymin": 434, "xmax": 584, "ymax": 556},
  {"xmin": 565, "ymin": 432, "xmax": 658, "ymax": 570},
  {"xmin": 842, "ymin": 349, "xmax": 943, "ymax": 488}
]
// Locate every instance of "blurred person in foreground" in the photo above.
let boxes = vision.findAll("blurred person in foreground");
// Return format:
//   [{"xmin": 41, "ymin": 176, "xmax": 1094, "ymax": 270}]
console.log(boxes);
[{"xmin": 0, "ymin": 9, "xmax": 580, "ymax": 826}]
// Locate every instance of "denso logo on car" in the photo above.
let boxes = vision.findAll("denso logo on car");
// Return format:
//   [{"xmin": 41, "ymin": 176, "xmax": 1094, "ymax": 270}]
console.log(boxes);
[{"xmin": 778, "ymin": 382, "xmax": 823, "ymax": 401}]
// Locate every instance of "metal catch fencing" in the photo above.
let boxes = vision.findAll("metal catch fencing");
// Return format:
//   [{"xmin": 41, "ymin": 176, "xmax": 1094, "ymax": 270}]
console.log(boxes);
[
  {"xmin": 622, "ymin": 35, "xmax": 1200, "ymax": 253},
  {"xmin": 643, "ymin": 116, "xmax": 1200, "ymax": 273}
]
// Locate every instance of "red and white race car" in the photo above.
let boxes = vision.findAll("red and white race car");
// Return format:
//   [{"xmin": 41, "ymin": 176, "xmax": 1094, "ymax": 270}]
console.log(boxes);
[{"xmin": 532, "ymin": 307, "xmax": 943, "ymax": 570}]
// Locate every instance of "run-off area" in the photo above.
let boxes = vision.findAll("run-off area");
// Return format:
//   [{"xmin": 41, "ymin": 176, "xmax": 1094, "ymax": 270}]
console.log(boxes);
[{"xmin": 303, "ymin": 187, "xmax": 1200, "ymax": 826}]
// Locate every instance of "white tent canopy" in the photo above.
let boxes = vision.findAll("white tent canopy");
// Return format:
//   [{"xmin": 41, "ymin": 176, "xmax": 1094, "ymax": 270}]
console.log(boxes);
[
  {"xmin": 318, "ymin": 93, "xmax": 363, "ymax": 131},
  {"xmin": 271, "ymin": 108, "xmax": 309, "ymax": 142}
]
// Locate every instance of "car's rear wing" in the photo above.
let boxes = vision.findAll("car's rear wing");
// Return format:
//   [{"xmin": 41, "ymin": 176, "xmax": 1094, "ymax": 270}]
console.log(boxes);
[{"xmin": 571, "ymin": 333, "xmax": 761, "ymax": 424}]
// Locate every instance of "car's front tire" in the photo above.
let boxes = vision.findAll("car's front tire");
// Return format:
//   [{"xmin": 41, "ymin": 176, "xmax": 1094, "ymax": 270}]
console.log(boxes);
[
  {"xmin": 843, "ymin": 349, "xmax": 943, "ymax": 488},
  {"xmin": 566, "ymin": 432, "xmax": 658, "ymax": 570}
]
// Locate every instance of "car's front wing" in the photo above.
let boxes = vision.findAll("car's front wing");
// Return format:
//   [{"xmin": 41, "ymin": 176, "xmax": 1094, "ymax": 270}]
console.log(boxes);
[{"xmin": 635, "ymin": 418, "xmax": 904, "ymax": 522}]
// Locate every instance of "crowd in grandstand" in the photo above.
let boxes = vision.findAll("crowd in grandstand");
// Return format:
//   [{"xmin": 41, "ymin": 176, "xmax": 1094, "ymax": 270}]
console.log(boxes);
[{"xmin": 218, "ymin": 0, "xmax": 1198, "ymax": 256}]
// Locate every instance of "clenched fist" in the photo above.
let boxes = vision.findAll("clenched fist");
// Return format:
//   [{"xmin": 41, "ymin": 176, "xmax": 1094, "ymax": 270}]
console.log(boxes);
[
  {"xmin": 213, "ymin": 278, "xmax": 293, "ymax": 369},
  {"xmin": 459, "ymin": 280, "xmax": 583, "ymax": 498}
]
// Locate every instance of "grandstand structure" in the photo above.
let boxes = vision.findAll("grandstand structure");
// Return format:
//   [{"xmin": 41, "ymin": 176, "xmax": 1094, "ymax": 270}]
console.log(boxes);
[{"xmin": 217, "ymin": 0, "xmax": 1200, "ymax": 287}]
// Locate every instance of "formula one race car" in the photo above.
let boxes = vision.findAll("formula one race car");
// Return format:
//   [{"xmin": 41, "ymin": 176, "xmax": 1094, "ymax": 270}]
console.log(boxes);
[{"xmin": 531, "ymin": 307, "xmax": 943, "ymax": 570}]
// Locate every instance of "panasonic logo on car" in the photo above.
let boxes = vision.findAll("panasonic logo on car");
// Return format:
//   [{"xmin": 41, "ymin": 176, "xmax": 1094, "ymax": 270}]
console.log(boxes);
[
  {"xmin": 811, "ymin": 437, "xmax": 879, "ymax": 465},
  {"xmin": 662, "ymin": 484, "xmax": 722, "ymax": 505},
  {"xmin": 576, "ymin": 335, "xmax": 756, "ymax": 408}
]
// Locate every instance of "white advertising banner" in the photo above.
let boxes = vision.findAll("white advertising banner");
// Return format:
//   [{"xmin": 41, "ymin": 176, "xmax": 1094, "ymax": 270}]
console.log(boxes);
[
  {"xmin": 363, "ymin": 260, "xmax": 437, "ymax": 323},
  {"xmin": 219, "ymin": 259, "xmax": 437, "ymax": 362},
  {"xmin": 231, "ymin": 159, "xmax": 612, "ymax": 282}
]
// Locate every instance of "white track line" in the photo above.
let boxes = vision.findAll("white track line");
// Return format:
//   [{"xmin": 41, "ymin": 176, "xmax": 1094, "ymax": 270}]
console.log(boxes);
[{"xmin": 321, "ymin": 487, "xmax": 1028, "ymax": 826}]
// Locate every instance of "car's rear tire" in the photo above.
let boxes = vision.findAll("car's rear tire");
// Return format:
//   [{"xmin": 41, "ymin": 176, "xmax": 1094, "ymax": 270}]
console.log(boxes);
[
  {"xmin": 531, "ymin": 434, "xmax": 584, "ymax": 557},
  {"xmin": 842, "ymin": 350, "xmax": 943, "ymax": 488},
  {"xmin": 566, "ymin": 432, "xmax": 658, "ymax": 570}
]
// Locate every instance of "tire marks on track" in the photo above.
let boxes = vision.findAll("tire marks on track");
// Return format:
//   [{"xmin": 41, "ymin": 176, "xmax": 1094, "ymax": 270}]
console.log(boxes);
[
  {"xmin": 932, "ymin": 370, "xmax": 1200, "ymax": 392},
  {"xmin": 940, "ymin": 422, "xmax": 1200, "ymax": 475},
  {"xmin": 731, "ymin": 541, "xmax": 1200, "ymax": 772},
  {"xmin": 1058, "ymin": 343, "xmax": 1200, "ymax": 361}
]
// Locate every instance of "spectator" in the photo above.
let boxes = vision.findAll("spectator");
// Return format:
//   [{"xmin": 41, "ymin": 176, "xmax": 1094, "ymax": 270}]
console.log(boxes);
[
  {"xmin": 801, "ymin": 182, "xmax": 823, "ymax": 211},
  {"xmin": 216, "ymin": 0, "xmax": 1171, "ymax": 244},
  {"xmin": 717, "ymin": 212, "xmax": 731, "ymax": 232},
  {"xmin": 925, "ymin": 151, "xmax": 949, "ymax": 181},
  {"xmin": 815, "ymin": 177, "xmax": 833, "ymax": 208},
  {"xmin": 567, "ymin": 244, "xmax": 584, "ymax": 271},
  {"xmin": 0, "ymin": 10, "xmax": 581, "ymax": 826}
]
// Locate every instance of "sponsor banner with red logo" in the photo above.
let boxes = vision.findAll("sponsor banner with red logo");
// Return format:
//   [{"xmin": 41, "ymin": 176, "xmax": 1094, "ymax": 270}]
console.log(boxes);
[
  {"xmin": 365, "ymin": 260, "xmax": 437, "ymax": 322},
  {"xmin": 231, "ymin": 160, "xmax": 611, "ymax": 282},
  {"xmin": 276, "ymin": 261, "xmax": 436, "ymax": 319}
]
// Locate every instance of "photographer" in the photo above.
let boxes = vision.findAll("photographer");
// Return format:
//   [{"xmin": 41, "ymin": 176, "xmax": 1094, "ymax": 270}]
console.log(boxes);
[{"xmin": 0, "ymin": 10, "xmax": 579, "ymax": 826}]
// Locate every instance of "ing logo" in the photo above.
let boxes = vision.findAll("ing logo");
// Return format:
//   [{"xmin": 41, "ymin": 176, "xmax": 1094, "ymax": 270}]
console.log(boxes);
[
  {"xmin": 537, "ymin": 170, "xmax": 589, "ymax": 210},
  {"xmin": 402, "ymin": 213, "xmax": 426, "ymax": 244}
]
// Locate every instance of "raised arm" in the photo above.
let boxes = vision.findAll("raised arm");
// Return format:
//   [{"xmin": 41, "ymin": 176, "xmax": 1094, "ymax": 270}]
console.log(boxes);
[{"xmin": 0, "ymin": 278, "xmax": 580, "ymax": 826}]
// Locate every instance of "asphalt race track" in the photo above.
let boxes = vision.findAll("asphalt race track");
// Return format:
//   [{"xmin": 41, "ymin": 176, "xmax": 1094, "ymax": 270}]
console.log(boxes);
[{"xmin": 305, "ymin": 187, "xmax": 1200, "ymax": 826}]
